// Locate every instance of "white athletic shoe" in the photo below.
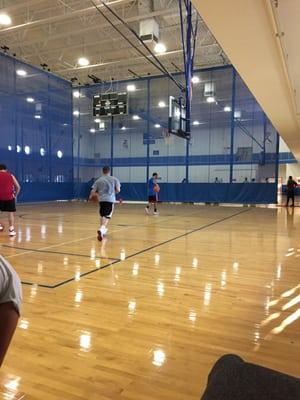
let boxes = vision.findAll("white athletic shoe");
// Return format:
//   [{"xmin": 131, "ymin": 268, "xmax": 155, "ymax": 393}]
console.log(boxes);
[
  {"xmin": 102, "ymin": 227, "xmax": 108, "ymax": 236},
  {"xmin": 145, "ymin": 207, "xmax": 150, "ymax": 215},
  {"xmin": 153, "ymin": 211, "xmax": 159, "ymax": 216},
  {"xmin": 9, "ymin": 228, "xmax": 16, "ymax": 237},
  {"xmin": 0, "ymin": 224, "xmax": 4, "ymax": 232}
]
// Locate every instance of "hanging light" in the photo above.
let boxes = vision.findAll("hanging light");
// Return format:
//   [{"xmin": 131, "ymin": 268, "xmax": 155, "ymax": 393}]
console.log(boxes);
[
  {"xmin": 206, "ymin": 97, "xmax": 215, "ymax": 103},
  {"xmin": 0, "ymin": 14, "xmax": 12, "ymax": 26},
  {"xmin": 16, "ymin": 69, "xmax": 27, "ymax": 77},
  {"xmin": 154, "ymin": 43, "xmax": 167, "ymax": 54},
  {"xmin": 127, "ymin": 84, "xmax": 136, "ymax": 92},
  {"xmin": 78, "ymin": 57, "xmax": 90, "ymax": 66}
]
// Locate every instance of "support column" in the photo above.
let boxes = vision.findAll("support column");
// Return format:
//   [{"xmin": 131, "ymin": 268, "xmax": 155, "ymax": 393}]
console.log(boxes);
[{"xmin": 229, "ymin": 68, "xmax": 237, "ymax": 183}]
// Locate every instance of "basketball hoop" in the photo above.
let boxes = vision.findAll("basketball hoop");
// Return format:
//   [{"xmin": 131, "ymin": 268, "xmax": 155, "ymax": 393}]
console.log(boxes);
[{"xmin": 162, "ymin": 128, "xmax": 171, "ymax": 145}]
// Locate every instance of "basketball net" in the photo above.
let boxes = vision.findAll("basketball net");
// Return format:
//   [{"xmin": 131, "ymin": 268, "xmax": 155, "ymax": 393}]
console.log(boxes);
[{"xmin": 162, "ymin": 128, "xmax": 172, "ymax": 145}]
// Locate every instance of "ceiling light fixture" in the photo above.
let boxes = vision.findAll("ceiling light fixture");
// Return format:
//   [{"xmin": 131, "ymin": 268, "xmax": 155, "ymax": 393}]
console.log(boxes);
[
  {"xmin": 206, "ymin": 96, "xmax": 215, "ymax": 103},
  {"xmin": 78, "ymin": 57, "xmax": 90, "ymax": 66},
  {"xmin": 132, "ymin": 115, "xmax": 140, "ymax": 120},
  {"xmin": 158, "ymin": 101, "xmax": 166, "ymax": 108},
  {"xmin": 193, "ymin": 120, "xmax": 200, "ymax": 126},
  {"xmin": 16, "ymin": 69, "xmax": 27, "ymax": 77},
  {"xmin": 26, "ymin": 97, "xmax": 34, "ymax": 103},
  {"xmin": 154, "ymin": 124, "xmax": 161, "ymax": 128},
  {"xmin": 192, "ymin": 76, "xmax": 200, "ymax": 84},
  {"xmin": 0, "ymin": 14, "xmax": 12, "ymax": 26},
  {"xmin": 73, "ymin": 91, "xmax": 80, "ymax": 98},
  {"xmin": 127, "ymin": 84, "xmax": 136, "ymax": 92},
  {"xmin": 224, "ymin": 106, "xmax": 231, "ymax": 112},
  {"xmin": 154, "ymin": 42, "xmax": 167, "ymax": 54}
]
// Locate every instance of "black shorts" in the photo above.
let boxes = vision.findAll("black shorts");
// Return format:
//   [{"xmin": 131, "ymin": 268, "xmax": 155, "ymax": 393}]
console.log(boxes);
[
  {"xmin": 148, "ymin": 195, "xmax": 157, "ymax": 203},
  {"xmin": 0, "ymin": 199, "xmax": 16, "ymax": 212},
  {"xmin": 99, "ymin": 202, "xmax": 114, "ymax": 218}
]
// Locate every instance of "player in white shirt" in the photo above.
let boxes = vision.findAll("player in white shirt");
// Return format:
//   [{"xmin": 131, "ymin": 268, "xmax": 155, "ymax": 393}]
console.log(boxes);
[{"xmin": 0, "ymin": 255, "xmax": 22, "ymax": 366}]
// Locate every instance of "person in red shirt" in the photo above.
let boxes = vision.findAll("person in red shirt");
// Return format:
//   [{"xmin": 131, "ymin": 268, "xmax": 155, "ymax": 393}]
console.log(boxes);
[{"xmin": 0, "ymin": 164, "xmax": 21, "ymax": 237}]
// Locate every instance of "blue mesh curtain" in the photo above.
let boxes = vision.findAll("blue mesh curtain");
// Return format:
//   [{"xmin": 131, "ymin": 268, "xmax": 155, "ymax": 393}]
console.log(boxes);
[
  {"xmin": 74, "ymin": 66, "xmax": 279, "ymax": 204},
  {"xmin": 189, "ymin": 67, "xmax": 232, "ymax": 184},
  {"xmin": 0, "ymin": 53, "xmax": 73, "ymax": 202},
  {"xmin": 149, "ymin": 75, "xmax": 184, "ymax": 201}
]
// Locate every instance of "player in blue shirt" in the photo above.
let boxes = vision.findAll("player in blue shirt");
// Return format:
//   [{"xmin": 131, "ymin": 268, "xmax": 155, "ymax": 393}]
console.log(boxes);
[{"xmin": 145, "ymin": 172, "xmax": 160, "ymax": 215}]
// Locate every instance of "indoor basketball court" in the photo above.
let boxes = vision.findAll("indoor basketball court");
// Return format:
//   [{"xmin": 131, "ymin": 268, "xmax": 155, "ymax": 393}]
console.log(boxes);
[{"xmin": 0, "ymin": 1, "xmax": 300, "ymax": 399}]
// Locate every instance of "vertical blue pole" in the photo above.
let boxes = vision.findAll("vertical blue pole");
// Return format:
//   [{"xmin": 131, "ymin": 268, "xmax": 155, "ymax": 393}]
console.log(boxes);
[
  {"xmin": 13, "ymin": 57, "xmax": 19, "ymax": 180},
  {"xmin": 262, "ymin": 113, "xmax": 267, "ymax": 165},
  {"xmin": 186, "ymin": 132, "xmax": 189, "ymax": 182},
  {"xmin": 275, "ymin": 131, "xmax": 280, "ymax": 203},
  {"xmin": 76, "ymin": 89, "xmax": 81, "ymax": 198},
  {"xmin": 146, "ymin": 78, "xmax": 150, "ymax": 184},
  {"xmin": 70, "ymin": 85, "xmax": 74, "ymax": 198},
  {"xmin": 21, "ymin": 121, "xmax": 24, "ymax": 183},
  {"xmin": 185, "ymin": 0, "xmax": 192, "ymax": 139},
  {"xmin": 229, "ymin": 68, "xmax": 237, "ymax": 183},
  {"xmin": 48, "ymin": 76, "xmax": 52, "ymax": 184},
  {"xmin": 110, "ymin": 116, "xmax": 114, "ymax": 174}
]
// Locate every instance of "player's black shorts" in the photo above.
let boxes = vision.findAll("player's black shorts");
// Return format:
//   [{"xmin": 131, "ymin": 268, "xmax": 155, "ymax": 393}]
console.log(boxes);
[
  {"xmin": 148, "ymin": 195, "xmax": 157, "ymax": 203},
  {"xmin": 99, "ymin": 202, "xmax": 114, "ymax": 218},
  {"xmin": 0, "ymin": 199, "xmax": 16, "ymax": 212}
]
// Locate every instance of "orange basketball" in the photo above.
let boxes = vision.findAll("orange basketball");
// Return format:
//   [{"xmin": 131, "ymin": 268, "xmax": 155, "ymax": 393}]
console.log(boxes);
[
  {"xmin": 154, "ymin": 184, "xmax": 160, "ymax": 193},
  {"xmin": 89, "ymin": 192, "xmax": 98, "ymax": 203}
]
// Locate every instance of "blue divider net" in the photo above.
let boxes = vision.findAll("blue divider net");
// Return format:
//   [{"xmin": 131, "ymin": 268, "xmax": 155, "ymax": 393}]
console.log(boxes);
[
  {"xmin": 74, "ymin": 66, "xmax": 279, "ymax": 204},
  {"xmin": 0, "ymin": 51, "xmax": 279, "ymax": 204},
  {"xmin": 0, "ymin": 52, "xmax": 73, "ymax": 202}
]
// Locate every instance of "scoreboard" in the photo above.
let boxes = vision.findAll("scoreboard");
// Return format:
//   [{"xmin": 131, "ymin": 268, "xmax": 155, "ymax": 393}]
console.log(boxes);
[{"xmin": 93, "ymin": 92, "xmax": 128, "ymax": 117}]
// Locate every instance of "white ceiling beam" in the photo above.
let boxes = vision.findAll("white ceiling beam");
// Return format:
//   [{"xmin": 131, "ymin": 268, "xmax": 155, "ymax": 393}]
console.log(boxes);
[
  {"xmin": 193, "ymin": 0, "xmax": 300, "ymax": 160},
  {"xmin": 3, "ymin": 8, "xmax": 179, "ymax": 48},
  {"xmin": 55, "ymin": 49, "xmax": 183, "ymax": 72},
  {"xmin": 0, "ymin": 0, "xmax": 135, "ymax": 34}
]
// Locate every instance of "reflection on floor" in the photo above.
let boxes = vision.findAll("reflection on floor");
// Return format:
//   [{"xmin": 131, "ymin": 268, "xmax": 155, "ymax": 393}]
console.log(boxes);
[{"xmin": 0, "ymin": 202, "xmax": 299, "ymax": 400}]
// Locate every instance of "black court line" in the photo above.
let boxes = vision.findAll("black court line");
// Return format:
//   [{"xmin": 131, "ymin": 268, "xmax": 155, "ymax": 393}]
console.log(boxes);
[
  {"xmin": 21, "ymin": 281, "xmax": 54, "ymax": 289},
  {"xmin": 1, "ymin": 244, "xmax": 119, "ymax": 261},
  {"xmin": 20, "ymin": 258, "xmax": 118, "ymax": 288},
  {"xmin": 41, "ymin": 207, "xmax": 251, "ymax": 289}
]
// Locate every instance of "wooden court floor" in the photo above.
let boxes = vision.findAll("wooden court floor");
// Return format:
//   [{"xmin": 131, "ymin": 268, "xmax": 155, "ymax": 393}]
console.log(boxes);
[{"xmin": 0, "ymin": 201, "xmax": 299, "ymax": 399}]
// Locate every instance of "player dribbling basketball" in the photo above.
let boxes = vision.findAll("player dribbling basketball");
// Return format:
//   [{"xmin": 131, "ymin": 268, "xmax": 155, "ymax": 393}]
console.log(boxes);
[
  {"xmin": 89, "ymin": 166, "xmax": 121, "ymax": 241},
  {"xmin": 145, "ymin": 172, "xmax": 160, "ymax": 215}
]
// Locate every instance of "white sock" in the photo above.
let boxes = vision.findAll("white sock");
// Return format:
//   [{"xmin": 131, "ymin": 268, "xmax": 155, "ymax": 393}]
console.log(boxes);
[{"xmin": 9, "ymin": 226, "xmax": 14, "ymax": 231}]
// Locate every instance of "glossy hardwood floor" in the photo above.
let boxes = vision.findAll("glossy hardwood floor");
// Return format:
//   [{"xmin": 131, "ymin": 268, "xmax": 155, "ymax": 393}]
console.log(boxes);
[{"xmin": 0, "ymin": 201, "xmax": 299, "ymax": 399}]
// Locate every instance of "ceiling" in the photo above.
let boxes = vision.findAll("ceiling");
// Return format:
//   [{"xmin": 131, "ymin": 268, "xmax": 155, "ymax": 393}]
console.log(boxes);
[
  {"xmin": 0, "ymin": 0, "xmax": 229, "ymax": 84},
  {"xmin": 273, "ymin": 0, "xmax": 300, "ymax": 117},
  {"xmin": 192, "ymin": 0, "xmax": 300, "ymax": 160}
]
